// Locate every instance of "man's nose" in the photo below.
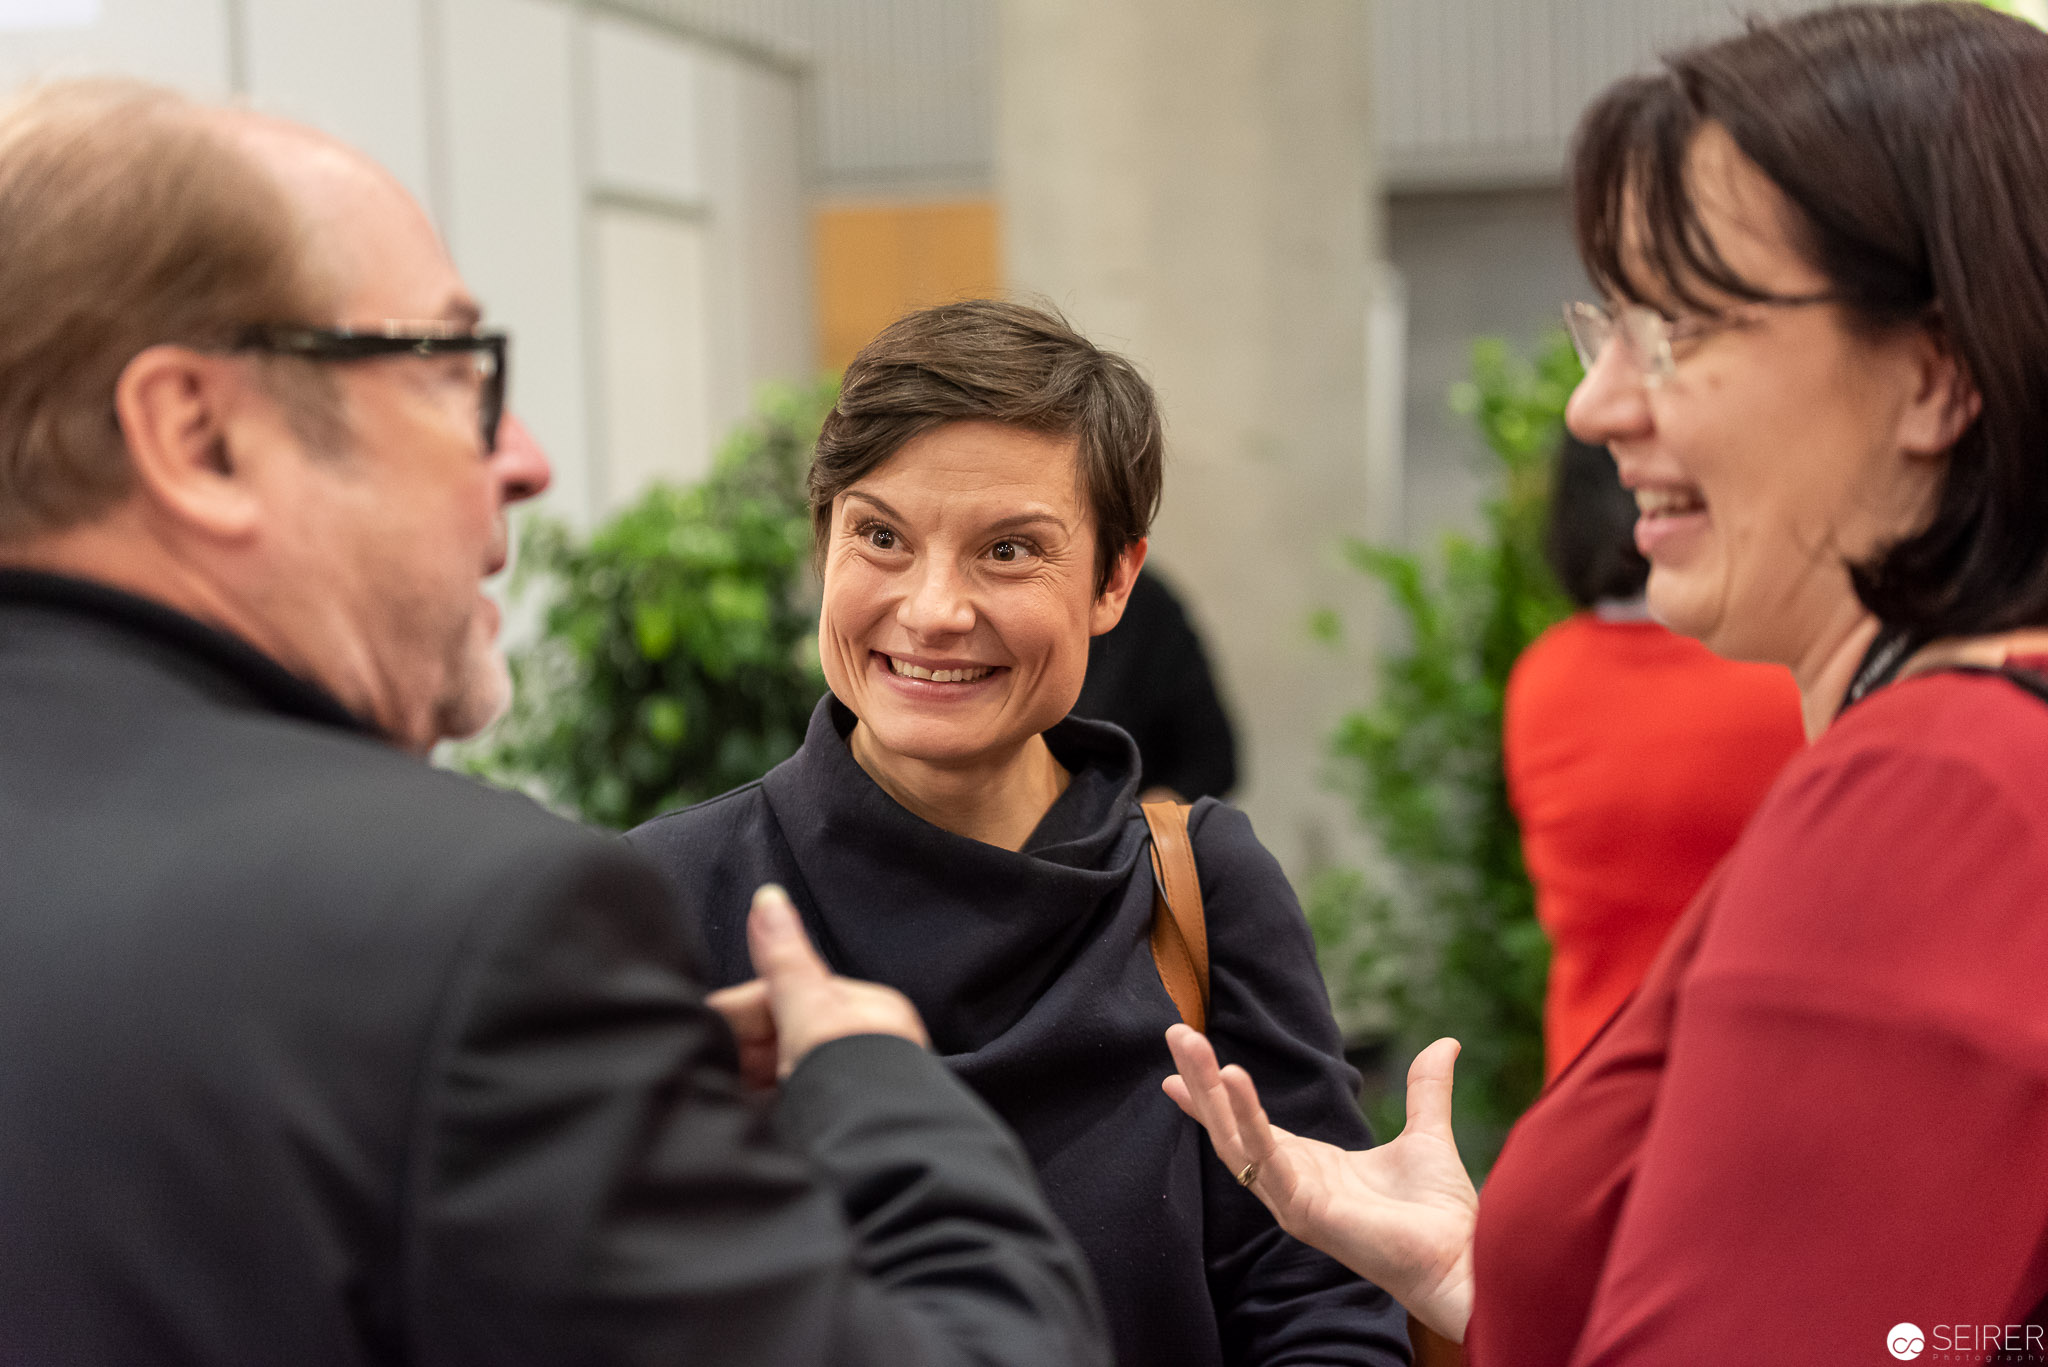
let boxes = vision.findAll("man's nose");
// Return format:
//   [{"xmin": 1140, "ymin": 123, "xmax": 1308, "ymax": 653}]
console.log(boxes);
[
  {"xmin": 899, "ymin": 557, "xmax": 976, "ymax": 637},
  {"xmin": 1564, "ymin": 339, "xmax": 1654, "ymax": 449},
  {"xmin": 491, "ymin": 413, "xmax": 553, "ymax": 504}
]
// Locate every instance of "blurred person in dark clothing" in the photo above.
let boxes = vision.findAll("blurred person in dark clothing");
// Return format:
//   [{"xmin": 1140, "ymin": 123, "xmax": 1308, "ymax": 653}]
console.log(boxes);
[
  {"xmin": 0, "ymin": 78, "xmax": 1107, "ymax": 1367},
  {"xmin": 1505, "ymin": 435, "xmax": 1803, "ymax": 1078},
  {"xmin": 1074, "ymin": 566, "xmax": 1240, "ymax": 801}
]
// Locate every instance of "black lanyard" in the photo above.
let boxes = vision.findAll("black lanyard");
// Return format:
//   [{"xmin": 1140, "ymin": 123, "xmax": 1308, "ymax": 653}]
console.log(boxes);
[
  {"xmin": 1840, "ymin": 626, "xmax": 1923, "ymax": 712},
  {"xmin": 1840, "ymin": 624, "xmax": 2048, "ymax": 714}
]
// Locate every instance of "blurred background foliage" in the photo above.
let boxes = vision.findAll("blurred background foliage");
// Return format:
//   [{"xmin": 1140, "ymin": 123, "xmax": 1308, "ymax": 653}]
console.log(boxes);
[
  {"xmin": 459, "ymin": 381, "xmax": 835, "ymax": 830},
  {"xmin": 1976, "ymin": 0, "xmax": 2048, "ymax": 31},
  {"xmin": 1310, "ymin": 333, "xmax": 1581, "ymax": 1177}
]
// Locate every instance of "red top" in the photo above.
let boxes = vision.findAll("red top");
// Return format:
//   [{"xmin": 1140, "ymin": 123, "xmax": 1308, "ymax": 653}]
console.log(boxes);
[
  {"xmin": 1470, "ymin": 664, "xmax": 2048, "ymax": 1367},
  {"xmin": 1504, "ymin": 615, "xmax": 1805, "ymax": 1077}
]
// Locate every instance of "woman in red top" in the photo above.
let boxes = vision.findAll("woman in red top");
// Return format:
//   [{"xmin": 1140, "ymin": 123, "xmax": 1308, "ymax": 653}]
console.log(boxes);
[
  {"xmin": 1505, "ymin": 435, "xmax": 1803, "ymax": 1078},
  {"xmin": 1160, "ymin": 5, "xmax": 2048, "ymax": 1363}
]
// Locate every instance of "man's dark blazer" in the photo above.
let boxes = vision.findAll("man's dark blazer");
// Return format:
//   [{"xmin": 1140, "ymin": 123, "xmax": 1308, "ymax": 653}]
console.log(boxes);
[{"xmin": 0, "ymin": 570, "xmax": 1108, "ymax": 1367}]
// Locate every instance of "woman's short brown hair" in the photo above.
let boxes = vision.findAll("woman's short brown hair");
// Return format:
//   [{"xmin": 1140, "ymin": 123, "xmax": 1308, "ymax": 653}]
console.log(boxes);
[
  {"xmin": 0, "ymin": 79, "xmax": 324, "ymax": 544},
  {"xmin": 810, "ymin": 299, "xmax": 1164, "ymax": 596},
  {"xmin": 1571, "ymin": 2, "xmax": 2048, "ymax": 640}
]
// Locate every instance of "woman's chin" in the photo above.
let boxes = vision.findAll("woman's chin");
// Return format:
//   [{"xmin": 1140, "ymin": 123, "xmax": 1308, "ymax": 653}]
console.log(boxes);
[
  {"xmin": 859, "ymin": 713, "xmax": 1009, "ymax": 770},
  {"xmin": 1644, "ymin": 571, "xmax": 1720, "ymax": 646},
  {"xmin": 1648, "ymin": 586, "xmax": 1776, "ymax": 664}
]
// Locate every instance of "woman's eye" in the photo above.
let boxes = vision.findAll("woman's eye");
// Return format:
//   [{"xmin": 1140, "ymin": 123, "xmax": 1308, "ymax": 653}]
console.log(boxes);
[
  {"xmin": 989, "ymin": 539, "xmax": 1028, "ymax": 563},
  {"xmin": 1666, "ymin": 312, "xmax": 1724, "ymax": 345},
  {"xmin": 862, "ymin": 524, "xmax": 898, "ymax": 551}
]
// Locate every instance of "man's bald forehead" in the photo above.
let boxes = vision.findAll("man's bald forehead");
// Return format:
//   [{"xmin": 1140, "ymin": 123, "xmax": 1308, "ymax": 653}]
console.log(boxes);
[
  {"xmin": 208, "ymin": 108, "xmax": 391, "ymax": 203},
  {"xmin": 200, "ymin": 107, "xmax": 468, "ymax": 327}
]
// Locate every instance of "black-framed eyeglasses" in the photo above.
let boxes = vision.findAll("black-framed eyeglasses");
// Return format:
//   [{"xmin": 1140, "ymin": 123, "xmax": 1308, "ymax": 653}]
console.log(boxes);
[{"xmin": 233, "ymin": 323, "xmax": 508, "ymax": 453}]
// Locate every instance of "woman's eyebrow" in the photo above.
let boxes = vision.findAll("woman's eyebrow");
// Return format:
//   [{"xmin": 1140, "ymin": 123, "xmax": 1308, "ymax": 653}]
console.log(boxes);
[
  {"xmin": 982, "ymin": 511, "xmax": 1069, "ymax": 537},
  {"xmin": 842, "ymin": 491, "xmax": 902, "ymax": 521}
]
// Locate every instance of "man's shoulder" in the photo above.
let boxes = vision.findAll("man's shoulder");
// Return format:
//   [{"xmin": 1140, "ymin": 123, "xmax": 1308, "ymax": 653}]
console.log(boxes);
[
  {"xmin": 212, "ymin": 709, "xmax": 602, "ymax": 861},
  {"xmin": 16, "ymin": 675, "xmax": 642, "ymax": 945},
  {"xmin": 625, "ymin": 780, "xmax": 774, "ymax": 871}
]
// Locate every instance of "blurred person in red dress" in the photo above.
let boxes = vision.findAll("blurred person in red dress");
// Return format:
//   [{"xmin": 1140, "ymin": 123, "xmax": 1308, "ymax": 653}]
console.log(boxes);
[
  {"xmin": 1159, "ymin": 6, "xmax": 2048, "ymax": 1363},
  {"xmin": 1505, "ymin": 433, "xmax": 1803, "ymax": 1080}
]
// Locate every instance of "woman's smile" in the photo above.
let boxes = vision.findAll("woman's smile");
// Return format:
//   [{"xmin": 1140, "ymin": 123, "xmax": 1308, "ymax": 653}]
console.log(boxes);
[
  {"xmin": 875, "ymin": 650, "xmax": 1004, "ymax": 692},
  {"xmin": 1627, "ymin": 483, "xmax": 1709, "ymax": 559}
]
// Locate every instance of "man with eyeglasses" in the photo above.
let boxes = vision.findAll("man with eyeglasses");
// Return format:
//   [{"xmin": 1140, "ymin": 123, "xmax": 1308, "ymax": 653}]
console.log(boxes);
[{"xmin": 0, "ymin": 79, "xmax": 1107, "ymax": 1367}]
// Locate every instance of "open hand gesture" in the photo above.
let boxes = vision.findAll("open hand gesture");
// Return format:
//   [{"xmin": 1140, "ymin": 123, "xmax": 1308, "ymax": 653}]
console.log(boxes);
[{"xmin": 1161, "ymin": 1025, "xmax": 1479, "ymax": 1343}]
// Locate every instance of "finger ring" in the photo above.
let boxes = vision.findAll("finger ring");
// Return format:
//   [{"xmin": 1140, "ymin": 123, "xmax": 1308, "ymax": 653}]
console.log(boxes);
[{"xmin": 1235, "ymin": 1160, "xmax": 1259, "ymax": 1188}]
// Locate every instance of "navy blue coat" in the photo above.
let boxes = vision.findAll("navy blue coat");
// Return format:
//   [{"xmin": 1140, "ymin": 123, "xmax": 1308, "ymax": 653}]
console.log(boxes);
[{"xmin": 629, "ymin": 696, "xmax": 1412, "ymax": 1367}]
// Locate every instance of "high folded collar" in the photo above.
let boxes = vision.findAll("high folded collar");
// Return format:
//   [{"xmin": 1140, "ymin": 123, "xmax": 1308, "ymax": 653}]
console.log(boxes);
[
  {"xmin": 0, "ymin": 568, "xmax": 376, "ymax": 738},
  {"xmin": 758, "ymin": 694, "xmax": 1150, "ymax": 1051},
  {"xmin": 766, "ymin": 692, "xmax": 1144, "ymax": 869}
]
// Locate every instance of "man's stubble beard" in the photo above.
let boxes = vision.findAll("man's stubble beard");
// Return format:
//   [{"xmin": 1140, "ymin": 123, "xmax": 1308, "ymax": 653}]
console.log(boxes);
[{"xmin": 433, "ymin": 604, "xmax": 513, "ymax": 741}]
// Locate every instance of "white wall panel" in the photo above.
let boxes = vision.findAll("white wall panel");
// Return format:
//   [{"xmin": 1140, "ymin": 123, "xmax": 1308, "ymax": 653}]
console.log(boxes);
[
  {"xmin": 691, "ymin": 49, "xmax": 748, "ymax": 445},
  {"xmin": 439, "ymin": 0, "xmax": 592, "ymax": 525},
  {"xmin": 242, "ymin": 0, "xmax": 435, "ymax": 211},
  {"xmin": 590, "ymin": 11, "xmax": 704, "ymax": 206},
  {"xmin": 0, "ymin": 2, "xmax": 101, "ymax": 27},
  {"xmin": 601, "ymin": 0, "xmax": 811, "ymax": 64},
  {"xmin": 0, "ymin": 0, "xmax": 230, "ymax": 96},
  {"xmin": 594, "ymin": 206, "xmax": 713, "ymax": 507},
  {"xmin": 611, "ymin": 0, "xmax": 998, "ymax": 194},
  {"xmin": 727, "ymin": 57, "xmax": 809, "ymax": 391},
  {"xmin": 692, "ymin": 47, "xmax": 809, "ymax": 444}
]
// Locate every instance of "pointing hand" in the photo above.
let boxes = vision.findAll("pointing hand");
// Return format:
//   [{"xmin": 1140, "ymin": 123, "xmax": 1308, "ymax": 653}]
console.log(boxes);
[{"xmin": 707, "ymin": 885, "xmax": 930, "ymax": 1087}]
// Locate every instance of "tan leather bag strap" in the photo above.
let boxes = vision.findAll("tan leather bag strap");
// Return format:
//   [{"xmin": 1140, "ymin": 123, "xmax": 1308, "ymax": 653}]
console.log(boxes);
[{"xmin": 1142, "ymin": 800, "xmax": 1209, "ymax": 1032}]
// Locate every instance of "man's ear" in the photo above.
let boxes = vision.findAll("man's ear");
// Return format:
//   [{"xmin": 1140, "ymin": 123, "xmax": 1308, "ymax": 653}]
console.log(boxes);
[
  {"xmin": 112, "ymin": 345, "xmax": 268, "ymax": 541},
  {"xmin": 1089, "ymin": 537, "xmax": 1148, "ymax": 636},
  {"xmin": 1897, "ymin": 320, "xmax": 1982, "ymax": 461}
]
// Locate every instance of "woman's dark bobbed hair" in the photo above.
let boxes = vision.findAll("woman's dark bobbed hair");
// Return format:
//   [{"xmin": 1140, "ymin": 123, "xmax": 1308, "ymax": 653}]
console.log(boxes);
[{"xmin": 1572, "ymin": 2, "xmax": 2048, "ymax": 640}]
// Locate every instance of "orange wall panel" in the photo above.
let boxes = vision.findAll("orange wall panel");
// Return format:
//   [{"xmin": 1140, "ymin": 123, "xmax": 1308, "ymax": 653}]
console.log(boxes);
[{"xmin": 814, "ymin": 198, "xmax": 1003, "ymax": 371}]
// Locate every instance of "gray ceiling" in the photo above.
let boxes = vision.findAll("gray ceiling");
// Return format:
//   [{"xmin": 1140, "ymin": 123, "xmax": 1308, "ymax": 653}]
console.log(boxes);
[{"xmin": 604, "ymin": 0, "xmax": 1901, "ymax": 196}]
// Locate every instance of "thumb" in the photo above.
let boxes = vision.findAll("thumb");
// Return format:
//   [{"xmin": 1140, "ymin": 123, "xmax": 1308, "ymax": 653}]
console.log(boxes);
[
  {"xmin": 1404, "ymin": 1037, "xmax": 1462, "ymax": 1140},
  {"xmin": 748, "ymin": 885, "xmax": 830, "ymax": 1001}
]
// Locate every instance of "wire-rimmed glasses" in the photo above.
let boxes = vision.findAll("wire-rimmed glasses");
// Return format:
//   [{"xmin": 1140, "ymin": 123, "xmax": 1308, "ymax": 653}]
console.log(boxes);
[
  {"xmin": 1565, "ymin": 295, "xmax": 1837, "ymax": 386},
  {"xmin": 1564, "ymin": 300, "xmax": 1682, "ymax": 384}
]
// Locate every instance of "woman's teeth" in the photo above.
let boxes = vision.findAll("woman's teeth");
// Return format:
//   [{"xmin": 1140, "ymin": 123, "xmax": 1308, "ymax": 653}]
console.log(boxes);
[
  {"xmin": 1635, "ymin": 487, "xmax": 1706, "ymax": 518},
  {"xmin": 888, "ymin": 657, "xmax": 992, "ymax": 683}
]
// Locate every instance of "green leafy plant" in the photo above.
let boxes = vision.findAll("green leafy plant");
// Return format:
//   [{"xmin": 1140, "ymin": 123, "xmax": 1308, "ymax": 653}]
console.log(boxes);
[
  {"xmin": 461, "ymin": 381, "xmax": 834, "ymax": 830},
  {"xmin": 1311, "ymin": 334, "xmax": 1580, "ymax": 1176}
]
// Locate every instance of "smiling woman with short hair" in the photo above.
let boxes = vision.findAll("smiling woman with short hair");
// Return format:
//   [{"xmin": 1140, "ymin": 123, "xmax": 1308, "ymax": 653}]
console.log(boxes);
[{"xmin": 628, "ymin": 300, "xmax": 1411, "ymax": 1367}]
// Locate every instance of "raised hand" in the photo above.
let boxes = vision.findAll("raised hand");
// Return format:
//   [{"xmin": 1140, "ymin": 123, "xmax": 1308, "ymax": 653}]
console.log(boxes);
[
  {"xmin": 707, "ymin": 885, "xmax": 930, "ymax": 1088},
  {"xmin": 1161, "ymin": 1025, "xmax": 1479, "ymax": 1343}
]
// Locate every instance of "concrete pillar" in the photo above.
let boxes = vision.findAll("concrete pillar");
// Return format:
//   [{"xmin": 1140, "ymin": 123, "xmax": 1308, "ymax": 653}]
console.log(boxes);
[{"xmin": 999, "ymin": 0, "xmax": 1378, "ymax": 880}]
